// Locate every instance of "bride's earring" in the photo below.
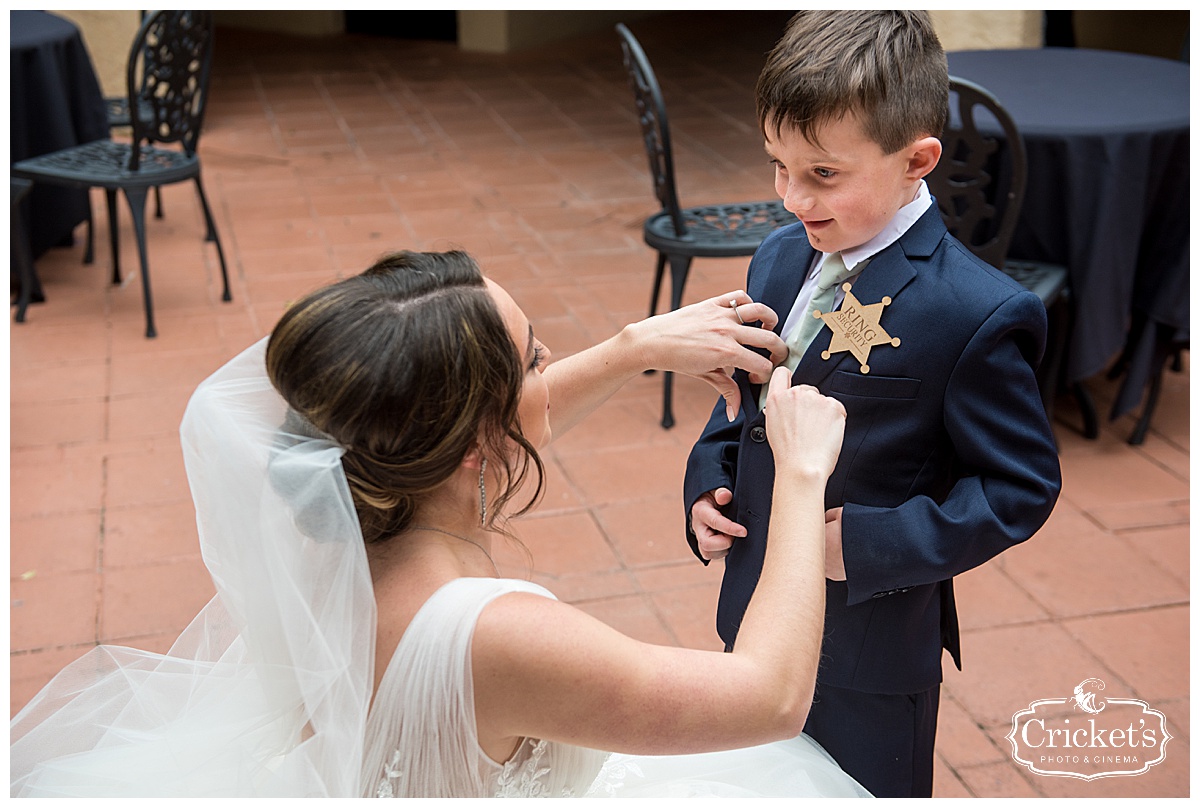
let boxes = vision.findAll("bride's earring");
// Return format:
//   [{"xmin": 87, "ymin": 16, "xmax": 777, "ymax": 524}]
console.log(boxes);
[{"xmin": 479, "ymin": 457, "xmax": 488, "ymax": 527}]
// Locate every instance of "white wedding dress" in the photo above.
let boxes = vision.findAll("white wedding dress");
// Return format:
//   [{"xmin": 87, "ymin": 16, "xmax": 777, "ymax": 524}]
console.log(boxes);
[
  {"xmin": 11, "ymin": 339, "xmax": 869, "ymax": 799},
  {"xmin": 362, "ymin": 576, "xmax": 870, "ymax": 798}
]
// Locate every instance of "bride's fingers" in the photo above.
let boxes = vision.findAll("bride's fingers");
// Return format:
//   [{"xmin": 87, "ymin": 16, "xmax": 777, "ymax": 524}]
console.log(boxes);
[
  {"xmin": 724, "ymin": 346, "xmax": 776, "ymax": 384},
  {"xmin": 698, "ymin": 369, "xmax": 743, "ymax": 422},
  {"xmin": 710, "ymin": 291, "xmax": 781, "ymax": 333},
  {"xmin": 710, "ymin": 296, "xmax": 787, "ymax": 371},
  {"xmin": 734, "ymin": 326, "xmax": 788, "ymax": 368},
  {"xmin": 726, "ymin": 300, "xmax": 780, "ymax": 332}
]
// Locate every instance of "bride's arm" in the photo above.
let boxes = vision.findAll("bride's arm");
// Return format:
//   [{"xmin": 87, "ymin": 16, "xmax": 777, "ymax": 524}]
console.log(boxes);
[
  {"xmin": 473, "ymin": 371, "xmax": 844, "ymax": 757},
  {"xmin": 542, "ymin": 291, "xmax": 786, "ymax": 436}
]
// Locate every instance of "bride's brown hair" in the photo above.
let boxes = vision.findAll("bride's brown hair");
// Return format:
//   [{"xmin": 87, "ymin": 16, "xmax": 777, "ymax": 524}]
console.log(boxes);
[{"xmin": 265, "ymin": 250, "xmax": 544, "ymax": 544}]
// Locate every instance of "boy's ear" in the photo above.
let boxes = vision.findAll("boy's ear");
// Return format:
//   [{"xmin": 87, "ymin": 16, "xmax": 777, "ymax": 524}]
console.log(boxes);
[{"xmin": 905, "ymin": 136, "xmax": 942, "ymax": 181}]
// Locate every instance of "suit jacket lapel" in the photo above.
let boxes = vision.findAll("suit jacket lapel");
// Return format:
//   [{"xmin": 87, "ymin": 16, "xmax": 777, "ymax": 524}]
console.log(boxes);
[
  {"xmin": 792, "ymin": 205, "xmax": 944, "ymax": 388},
  {"xmin": 745, "ymin": 229, "xmax": 813, "ymax": 416},
  {"xmin": 756, "ymin": 229, "xmax": 815, "ymax": 339}
]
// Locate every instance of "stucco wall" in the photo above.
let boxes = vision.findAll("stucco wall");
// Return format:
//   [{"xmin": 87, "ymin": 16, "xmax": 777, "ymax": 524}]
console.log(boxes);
[
  {"xmin": 49, "ymin": 10, "xmax": 343, "ymax": 96},
  {"xmin": 53, "ymin": 10, "xmax": 141, "ymax": 97},
  {"xmin": 210, "ymin": 11, "xmax": 344, "ymax": 38},
  {"xmin": 458, "ymin": 9, "xmax": 658, "ymax": 53},
  {"xmin": 456, "ymin": 10, "xmax": 1041, "ymax": 53},
  {"xmin": 931, "ymin": 10, "xmax": 1043, "ymax": 51}
]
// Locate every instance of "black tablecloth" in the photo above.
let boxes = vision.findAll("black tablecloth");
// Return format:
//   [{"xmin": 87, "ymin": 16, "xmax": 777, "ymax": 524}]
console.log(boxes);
[
  {"xmin": 10, "ymin": 10, "xmax": 109, "ymax": 259},
  {"xmin": 946, "ymin": 48, "xmax": 1189, "ymax": 418}
]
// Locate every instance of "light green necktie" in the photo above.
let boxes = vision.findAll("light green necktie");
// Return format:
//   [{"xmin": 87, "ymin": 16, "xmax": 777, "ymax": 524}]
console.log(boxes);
[{"xmin": 760, "ymin": 252, "xmax": 858, "ymax": 409}]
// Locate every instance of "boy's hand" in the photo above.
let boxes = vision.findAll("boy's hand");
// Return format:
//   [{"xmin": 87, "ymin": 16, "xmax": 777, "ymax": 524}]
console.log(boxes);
[
  {"xmin": 824, "ymin": 507, "xmax": 846, "ymax": 580},
  {"xmin": 691, "ymin": 487, "xmax": 746, "ymax": 560}
]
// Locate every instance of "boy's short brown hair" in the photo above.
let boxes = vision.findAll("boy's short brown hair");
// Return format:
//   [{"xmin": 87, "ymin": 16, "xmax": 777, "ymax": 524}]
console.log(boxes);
[{"xmin": 756, "ymin": 11, "xmax": 948, "ymax": 154}]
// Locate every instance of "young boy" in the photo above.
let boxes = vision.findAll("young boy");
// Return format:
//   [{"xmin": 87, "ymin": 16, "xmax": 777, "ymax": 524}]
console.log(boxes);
[{"xmin": 683, "ymin": 11, "xmax": 1061, "ymax": 797}]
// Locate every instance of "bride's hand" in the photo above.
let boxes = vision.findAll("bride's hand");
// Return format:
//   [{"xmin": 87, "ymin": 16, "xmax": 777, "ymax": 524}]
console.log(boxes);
[
  {"xmin": 624, "ymin": 291, "xmax": 788, "ymax": 420},
  {"xmin": 763, "ymin": 367, "xmax": 846, "ymax": 481}
]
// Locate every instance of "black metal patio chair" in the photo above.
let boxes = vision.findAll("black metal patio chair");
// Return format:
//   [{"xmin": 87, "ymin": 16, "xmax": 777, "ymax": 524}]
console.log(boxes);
[
  {"xmin": 616, "ymin": 23, "xmax": 794, "ymax": 428},
  {"xmin": 11, "ymin": 10, "xmax": 230, "ymax": 338}
]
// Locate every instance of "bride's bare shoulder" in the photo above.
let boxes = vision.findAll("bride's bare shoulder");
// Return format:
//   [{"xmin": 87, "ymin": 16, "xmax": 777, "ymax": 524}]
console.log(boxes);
[{"xmin": 472, "ymin": 589, "xmax": 624, "ymax": 664}]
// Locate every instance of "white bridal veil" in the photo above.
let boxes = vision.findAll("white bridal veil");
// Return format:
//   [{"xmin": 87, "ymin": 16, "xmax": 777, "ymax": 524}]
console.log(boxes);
[{"xmin": 11, "ymin": 339, "xmax": 377, "ymax": 796}]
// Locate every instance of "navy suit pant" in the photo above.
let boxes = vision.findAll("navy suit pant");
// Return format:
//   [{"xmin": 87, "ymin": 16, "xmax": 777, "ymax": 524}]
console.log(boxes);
[{"xmin": 803, "ymin": 682, "xmax": 940, "ymax": 798}]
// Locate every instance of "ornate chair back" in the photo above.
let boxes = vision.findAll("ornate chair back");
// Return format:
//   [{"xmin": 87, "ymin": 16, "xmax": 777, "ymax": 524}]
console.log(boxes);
[
  {"xmin": 929, "ymin": 77, "xmax": 1101, "ymax": 440},
  {"xmin": 616, "ymin": 23, "xmax": 687, "ymax": 237},
  {"xmin": 126, "ymin": 10, "xmax": 215, "ymax": 169},
  {"xmin": 928, "ymin": 77, "xmax": 1027, "ymax": 270}
]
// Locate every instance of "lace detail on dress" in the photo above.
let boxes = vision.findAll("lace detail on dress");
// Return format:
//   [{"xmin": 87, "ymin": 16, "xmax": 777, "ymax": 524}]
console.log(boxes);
[
  {"xmin": 493, "ymin": 738, "xmax": 584, "ymax": 798},
  {"xmin": 584, "ymin": 754, "xmax": 644, "ymax": 796},
  {"xmin": 375, "ymin": 749, "xmax": 404, "ymax": 798}
]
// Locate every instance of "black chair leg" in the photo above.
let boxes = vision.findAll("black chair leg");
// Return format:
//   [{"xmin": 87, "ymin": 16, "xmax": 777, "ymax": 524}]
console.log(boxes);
[
  {"xmin": 106, "ymin": 188, "xmax": 121, "ymax": 285},
  {"xmin": 661, "ymin": 369, "xmax": 677, "ymax": 429},
  {"xmin": 1127, "ymin": 367, "xmax": 1164, "ymax": 446},
  {"xmin": 154, "ymin": 185, "xmax": 164, "ymax": 220},
  {"xmin": 659, "ymin": 253, "xmax": 694, "ymax": 429},
  {"xmin": 83, "ymin": 208, "xmax": 95, "ymax": 265},
  {"xmin": 643, "ymin": 252, "xmax": 668, "ymax": 379},
  {"xmin": 1072, "ymin": 382, "xmax": 1099, "ymax": 439},
  {"xmin": 11, "ymin": 188, "xmax": 36, "ymax": 323},
  {"xmin": 123, "ymin": 187, "xmax": 157, "ymax": 338},
  {"xmin": 192, "ymin": 177, "xmax": 215, "ymax": 242},
  {"xmin": 1128, "ymin": 342, "xmax": 1185, "ymax": 446},
  {"xmin": 193, "ymin": 175, "xmax": 231, "ymax": 302},
  {"xmin": 665, "ymin": 255, "xmax": 693, "ymax": 319},
  {"xmin": 12, "ymin": 235, "xmax": 35, "ymax": 323},
  {"xmin": 648, "ymin": 252, "xmax": 667, "ymax": 318}
]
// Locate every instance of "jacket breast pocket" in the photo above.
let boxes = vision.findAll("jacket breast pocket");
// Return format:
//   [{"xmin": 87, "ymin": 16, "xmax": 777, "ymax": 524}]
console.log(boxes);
[{"xmin": 829, "ymin": 370, "xmax": 921, "ymax": 400}]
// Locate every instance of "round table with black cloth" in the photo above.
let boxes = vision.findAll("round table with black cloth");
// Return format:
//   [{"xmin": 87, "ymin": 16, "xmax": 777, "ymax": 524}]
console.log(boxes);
[
  {"xmin": 10, "ymin": 10, "xmax": 109, "ymax": 289},
  {"xmin": 945, "ymin": 48, "xmax": 1189, "ymax": 420}
]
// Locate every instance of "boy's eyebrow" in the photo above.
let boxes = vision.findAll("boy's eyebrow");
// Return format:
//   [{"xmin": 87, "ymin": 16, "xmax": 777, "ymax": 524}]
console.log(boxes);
[{"xmin": 763, "ymin": 142, "xmax": 842, "ymax": 164}]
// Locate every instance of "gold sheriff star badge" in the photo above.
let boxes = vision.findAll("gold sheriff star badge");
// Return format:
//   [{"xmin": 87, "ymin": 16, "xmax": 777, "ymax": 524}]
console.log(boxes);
[{"xmin": 813, "ymin": 283, "xmax": 901, "ymax": 373}]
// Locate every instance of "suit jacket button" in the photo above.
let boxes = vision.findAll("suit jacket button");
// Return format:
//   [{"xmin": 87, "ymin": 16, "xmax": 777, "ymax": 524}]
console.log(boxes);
[
  {"xmin": 750, "ymin": 426, "xmax": 767, "ymax": 443},
  {"xmin": 872, "ymin": 591, "xmax": 886, "ymax": 599}
]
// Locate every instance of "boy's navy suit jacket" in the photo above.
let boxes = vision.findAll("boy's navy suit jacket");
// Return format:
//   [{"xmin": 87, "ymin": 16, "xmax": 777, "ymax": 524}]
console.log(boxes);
[{"xmin": 684, "ymin": 206, "xmax": 1061, "ymax": 695}]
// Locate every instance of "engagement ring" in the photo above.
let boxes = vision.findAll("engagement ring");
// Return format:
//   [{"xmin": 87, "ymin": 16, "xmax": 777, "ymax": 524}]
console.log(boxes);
[{"xmin": 730, "ymin": 298, "xmax": 745, "ymax": 324}]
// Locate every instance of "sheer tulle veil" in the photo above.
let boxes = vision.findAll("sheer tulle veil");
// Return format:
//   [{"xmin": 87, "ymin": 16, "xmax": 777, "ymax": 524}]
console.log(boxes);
[{"xmin": 10, "ymin": 339, "xmax": 378, "ymax": 796}]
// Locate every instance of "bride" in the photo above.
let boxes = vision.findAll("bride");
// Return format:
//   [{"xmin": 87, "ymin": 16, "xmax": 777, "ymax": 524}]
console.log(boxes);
[{"xmin": 11, "ymin": 250, "xmax": 869, "ymax": 798}]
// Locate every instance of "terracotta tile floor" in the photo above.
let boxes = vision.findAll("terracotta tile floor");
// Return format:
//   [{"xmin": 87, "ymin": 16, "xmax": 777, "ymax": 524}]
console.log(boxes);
[{"xmin": 9, "ymin": 12, "xmax": 1189, "ymax": 797}]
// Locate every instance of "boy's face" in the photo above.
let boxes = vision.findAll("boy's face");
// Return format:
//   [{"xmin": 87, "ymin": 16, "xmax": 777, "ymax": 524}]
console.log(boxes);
[{"xmin": 765, "ymin": 114, "xmax": 926, "ymax": 255}]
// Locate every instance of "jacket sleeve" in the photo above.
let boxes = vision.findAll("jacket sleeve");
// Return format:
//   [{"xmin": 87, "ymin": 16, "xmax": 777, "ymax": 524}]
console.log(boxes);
[
  {"xmin": 682, "ymin": 398, "xmax": 745, "ymax": 562},
  {"xmin": 839, "ymin": 290, "xmax": 1062, "ymax": 605}
]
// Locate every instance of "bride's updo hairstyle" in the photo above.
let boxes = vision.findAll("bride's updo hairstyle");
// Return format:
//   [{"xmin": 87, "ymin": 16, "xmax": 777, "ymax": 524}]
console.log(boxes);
[{"xmin": 265, "ymin": 250, "xmax": 544, "ymax": 544}]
